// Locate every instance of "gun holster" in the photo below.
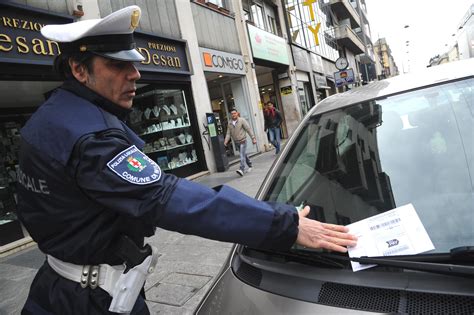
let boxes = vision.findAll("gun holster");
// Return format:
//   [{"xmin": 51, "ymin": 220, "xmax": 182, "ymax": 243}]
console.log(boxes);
[{"xmin": 108, "ymin": 237, "xmax": 159, "ymax": 313}]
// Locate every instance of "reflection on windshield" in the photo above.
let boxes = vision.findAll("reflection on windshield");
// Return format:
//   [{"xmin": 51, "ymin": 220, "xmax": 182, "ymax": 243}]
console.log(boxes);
[{"xmin": 265, "ymin": 78, "xmax": 473, "ymax": 253}]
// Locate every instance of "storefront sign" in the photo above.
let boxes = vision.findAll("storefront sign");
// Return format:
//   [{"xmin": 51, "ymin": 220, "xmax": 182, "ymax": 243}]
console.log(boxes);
[
  {"xmin": 248, "ymin": 24, "xmax": 289, "ymax": 65},
  {"xmin": 0, "ymin": 4, "xmax": 72, "ymax": 65},
  {"xmin": 0, "ymin": 4, "xmax": 190, "ymax": 75},
  {"xmin": 280, "ymin": 86, "xmax": 293, "ymax": 95},
  {"xmin": 135, "ymin": 32, "xmax": 190, "ymax": 75},
  {"xmin": 334, "ymin": 69, "xmax": 355, "ymax": 87},
  {"xmin": 199, "ymin": 47, "xmax": 245, "ymax": 75}
]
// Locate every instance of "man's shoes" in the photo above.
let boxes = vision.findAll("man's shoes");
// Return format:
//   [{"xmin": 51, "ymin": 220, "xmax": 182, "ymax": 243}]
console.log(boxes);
[
  {"xmin": 236, "ymin": 169, "xmax": 244, "ymax": 176},
  {"xmin": 247, "ymin": 167, "xmax": 252, "ymax": 173}
]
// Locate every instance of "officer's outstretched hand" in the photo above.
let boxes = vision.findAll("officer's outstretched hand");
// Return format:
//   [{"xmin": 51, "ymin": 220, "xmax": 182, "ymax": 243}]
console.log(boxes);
[{"xmin": 296, "ymin": 206, "xmax": 357, "ymax": 253}]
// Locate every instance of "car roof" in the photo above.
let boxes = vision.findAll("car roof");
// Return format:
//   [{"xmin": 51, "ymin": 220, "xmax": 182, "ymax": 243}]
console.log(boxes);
[{"xmin": 311, "ymin": 58, "xmax": 474, "ymax": 116}]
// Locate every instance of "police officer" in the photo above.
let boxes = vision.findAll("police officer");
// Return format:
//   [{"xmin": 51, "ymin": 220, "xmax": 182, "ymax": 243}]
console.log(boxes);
[{"xmin": 17, "ymin": 6, "xmax": 357, "ymax": 314}]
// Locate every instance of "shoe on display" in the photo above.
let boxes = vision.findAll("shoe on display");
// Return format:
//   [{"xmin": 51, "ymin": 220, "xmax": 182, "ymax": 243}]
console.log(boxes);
[{"xmin": 236, "ymin": 169, "xmax": 244, "ymax": 176}]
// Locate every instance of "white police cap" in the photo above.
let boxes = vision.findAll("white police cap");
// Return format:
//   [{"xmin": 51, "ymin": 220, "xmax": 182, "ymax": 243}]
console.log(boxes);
[{"xmin": 41, "ymin": 5, "xmax": 144, "ymax": 62}]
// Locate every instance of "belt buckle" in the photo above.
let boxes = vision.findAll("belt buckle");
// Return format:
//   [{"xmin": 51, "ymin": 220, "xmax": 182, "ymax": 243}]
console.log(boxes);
[
  {"xmin": 80, "ymin": 265, "xmax": 100, "ymax": 289},
  {"xmin": 80, "ymin": 265, "xmax": 91, "ymax": 288},
  {"xmin": 89, "ymin": 265, "xmax": 100, "ymax": 289}
]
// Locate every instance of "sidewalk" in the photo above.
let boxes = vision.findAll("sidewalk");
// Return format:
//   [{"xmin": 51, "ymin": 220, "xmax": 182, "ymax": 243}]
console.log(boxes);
[{"xmin": 0, "ymin": 149, "xmax": 279, "ymax": 314}]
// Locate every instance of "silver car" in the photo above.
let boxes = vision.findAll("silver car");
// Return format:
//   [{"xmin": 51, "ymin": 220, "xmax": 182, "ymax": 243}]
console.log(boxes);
[{"xmin": 196, "ymin": 58, "xmax": 474, "ymax": 314}]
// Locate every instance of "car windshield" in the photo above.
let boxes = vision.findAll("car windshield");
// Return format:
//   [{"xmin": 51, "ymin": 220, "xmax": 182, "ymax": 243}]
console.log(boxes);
[{"xmin": 264, "ymin": 78, "xmax": 473, "ymax": 254}]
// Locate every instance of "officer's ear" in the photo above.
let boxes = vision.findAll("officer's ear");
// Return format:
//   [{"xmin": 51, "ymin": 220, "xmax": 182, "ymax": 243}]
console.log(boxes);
[{"xmin": 69, "ymin": 58, "xmax": 90, "ymax": 84}]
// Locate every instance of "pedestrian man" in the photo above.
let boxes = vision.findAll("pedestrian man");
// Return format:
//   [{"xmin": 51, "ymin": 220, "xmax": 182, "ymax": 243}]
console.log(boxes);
[
  {"xmin": 224, "ymin": 108, "xmax": 256, "ymax": 176},
  {"xmin": 264, "ymin": 101, "xmax": 283, "ymax": 154},
  {"xmin": 17, "ymin": 6, "xmax": 357, "ymax": 314}
]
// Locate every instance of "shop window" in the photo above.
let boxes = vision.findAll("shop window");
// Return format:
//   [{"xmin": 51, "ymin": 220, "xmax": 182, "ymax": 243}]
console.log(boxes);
[
  {"xmin": 130, "ymin": 86, "xmax": 203, "ymax": 178},
  {"xmin": 0, "ymin": 117, "xmax": 27, "ymax": 245},
  {"xmin": 0, "ymin": 80, "xmax": 61, "ymax": 248}
]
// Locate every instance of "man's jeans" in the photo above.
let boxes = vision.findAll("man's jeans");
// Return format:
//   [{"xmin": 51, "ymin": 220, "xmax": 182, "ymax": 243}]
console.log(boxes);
[
  {"xmin": 268, "ymin": 127, "xmax": 281, "ymax": 154},
  {"xmin": 239, "ymin": 141, "xmax": 252, "ymax": 171}
]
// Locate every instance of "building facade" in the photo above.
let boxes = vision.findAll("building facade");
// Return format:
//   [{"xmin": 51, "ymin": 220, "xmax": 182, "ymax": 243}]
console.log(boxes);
[
  {"xmin": 0, "ymin": 0, "xmax": 309, "ymax": 253},
  {"xmin": 373, "ymin": 38, "xmax": 399, "ymax": 79}
]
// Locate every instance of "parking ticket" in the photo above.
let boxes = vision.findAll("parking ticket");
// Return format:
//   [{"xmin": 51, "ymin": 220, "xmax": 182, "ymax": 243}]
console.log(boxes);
[{"xmin": 346, "ymin": 203, "xmax": 434, "ymax": 272}]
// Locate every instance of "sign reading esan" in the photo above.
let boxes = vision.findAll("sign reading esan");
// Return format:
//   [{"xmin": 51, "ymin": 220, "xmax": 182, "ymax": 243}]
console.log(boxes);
[
  {"xmin": 0, "ymin": 4, "xmax": 72, "ymax": 65},
  {"xmin": 0, "ymin": 4, "xmax": 190, "ymax": 75},
  {"xmin": 135, "ymin": 32, "xmax": 190, "ymax": 75},
  {"xmin": 200, "ymin": 47, "xmax": 245, "ymax": 75}
]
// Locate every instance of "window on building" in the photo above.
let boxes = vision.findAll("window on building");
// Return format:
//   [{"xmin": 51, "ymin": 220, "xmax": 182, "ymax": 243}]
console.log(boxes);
[
  {"xmin": 207, "ymin": 0, "xmax": 224, "ymax": 7},
  {"xmin": 284, "ymin": 0, "xmax": 338, "ymax": 61},
  {"xmin": 267, "ymin": 15, "xmax": 277, "ymax": 34},
  {"xmin": 251, "ymin": 3, "xmax": 266, "ymax": 29}
]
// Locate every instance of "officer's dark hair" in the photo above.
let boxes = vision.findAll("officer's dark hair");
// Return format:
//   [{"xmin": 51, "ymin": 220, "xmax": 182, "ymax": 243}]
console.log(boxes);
[
  {"xmin": 53, "ymin": 51, "xmax": 95, "ymax": 80},
  {"xmin": 229, "ymin": 108, "xmax": 237, "ymax": 113}
]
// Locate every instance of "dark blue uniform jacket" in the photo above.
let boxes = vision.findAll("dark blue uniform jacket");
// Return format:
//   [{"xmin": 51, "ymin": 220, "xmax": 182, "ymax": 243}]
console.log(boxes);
[{"xmin": 17, "ymin": 80, "xmax": 299, "ymax": 314}]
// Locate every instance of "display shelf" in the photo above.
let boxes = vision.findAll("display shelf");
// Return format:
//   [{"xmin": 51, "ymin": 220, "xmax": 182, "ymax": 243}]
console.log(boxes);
[
  {"xmin": 144, "ymin": 142, "xmax": 194, "ymax": 154},
  {"xmin": 131, "ymin": 113, "xmax": 188, "ymax": 126},
  {"xmin": 131, "ymin": 87, "xmax": 200, "ymax": 177},
  {"xmin": 160, "ymin": 159, "xmax": 198, "ymax": 171},
  {"xmin": 139, "ymin": 124, "xmax": 191, "ymax": 136}
]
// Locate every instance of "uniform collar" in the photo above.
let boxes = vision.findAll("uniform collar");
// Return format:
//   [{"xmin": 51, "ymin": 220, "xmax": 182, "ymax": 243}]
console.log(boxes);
[{"xmin": 61, "ymin": 79, "xmax": 131, "ymax": 120}]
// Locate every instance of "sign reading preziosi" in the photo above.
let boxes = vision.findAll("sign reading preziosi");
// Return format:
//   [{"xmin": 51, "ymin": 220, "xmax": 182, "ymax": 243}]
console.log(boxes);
[
  {"xmin": 0, "ymin": 4, "xmax": 190, "ymax": 75},
  {"xmin": 200, "ymin": 47, "xmax": 245, "ymax": 75},
  {"xmin": 247, "ymin": 24, "xmax": 289, "ymax": 65},
  {"xmin": 135, "ymin": 32, "xmax": 190, "ymax": 74},
  {"xmin": 0, "ymin": 4, "xmax": 71, "ymax": 65}
]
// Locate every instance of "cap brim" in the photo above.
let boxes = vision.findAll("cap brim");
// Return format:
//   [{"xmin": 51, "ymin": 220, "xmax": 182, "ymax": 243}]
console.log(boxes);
[{"xmin": 94, "ymin": 49, "xmax": 145, "ymax": 62}]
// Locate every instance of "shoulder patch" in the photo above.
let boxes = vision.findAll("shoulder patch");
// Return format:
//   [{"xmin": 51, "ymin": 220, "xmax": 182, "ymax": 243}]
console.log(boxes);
[{"xmin": 107, "ymin": 145, "xmax": 162, "ymax": 185}]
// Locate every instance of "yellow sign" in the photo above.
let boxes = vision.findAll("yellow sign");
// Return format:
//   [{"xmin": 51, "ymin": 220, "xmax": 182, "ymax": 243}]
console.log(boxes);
[
  {"xmin": 280, "ymin": 86, "xmax": 293, "ymax": 95},
  {"xmin": 288, "ymin": 0, "xmax": 321, "ymax": 46}
]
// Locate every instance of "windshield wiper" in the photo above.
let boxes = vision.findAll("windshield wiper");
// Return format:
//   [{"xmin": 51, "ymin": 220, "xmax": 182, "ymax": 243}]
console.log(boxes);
[
  {"xmin": 351, "ymin": 246, "xmax": 474, "ymax": 278},
  {"xmin": 295, "ymin": 247, "xmax": 474, "ymax": 278},
  {"xmin": 244, "ymin": 248, "xmax": 346, "ymax": 269}
]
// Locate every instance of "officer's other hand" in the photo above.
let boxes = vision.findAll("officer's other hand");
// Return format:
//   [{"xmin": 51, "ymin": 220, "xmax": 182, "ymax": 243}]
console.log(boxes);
[{"xmin": 296, "ymin": 206, "xmax": 357, "ymax": 253}]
